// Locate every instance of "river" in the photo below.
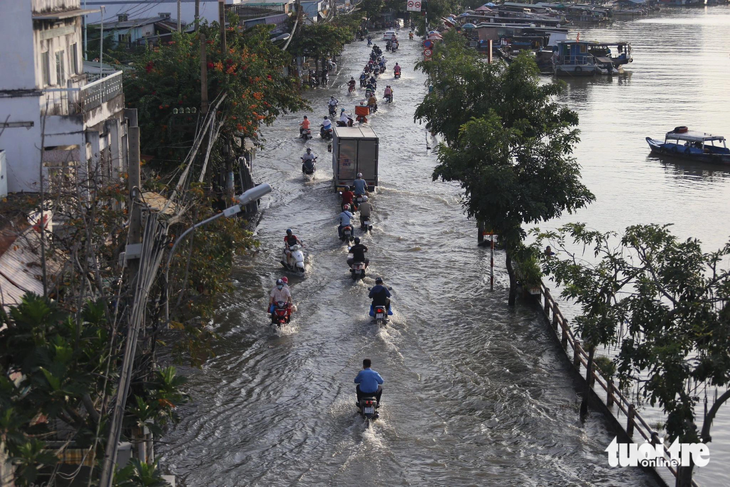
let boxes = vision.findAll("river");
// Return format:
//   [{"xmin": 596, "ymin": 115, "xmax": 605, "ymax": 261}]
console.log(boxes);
[{"xmin": 158, "ymin": 7, "xmax": 730, "ymax": 486}]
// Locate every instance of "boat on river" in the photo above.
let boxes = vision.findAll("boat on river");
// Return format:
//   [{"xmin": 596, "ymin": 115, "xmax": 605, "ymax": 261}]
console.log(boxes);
[
  {"xmin": 646, "ymin": 127, "xmax": 730, "ymax": 165},
  {"xmin": 553, "ymin": 40, "xmax": 620, "ymax": 76}
]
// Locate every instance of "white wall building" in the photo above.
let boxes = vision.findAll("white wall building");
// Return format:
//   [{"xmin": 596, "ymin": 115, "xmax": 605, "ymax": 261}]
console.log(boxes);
[{"xmin": 0, "ymin": 0, "xmax": 129, "ymax": 193}]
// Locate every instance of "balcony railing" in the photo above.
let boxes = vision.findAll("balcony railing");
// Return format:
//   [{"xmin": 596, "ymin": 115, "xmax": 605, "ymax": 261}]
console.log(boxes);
[{"xmin": 41, "ymin": 71, "xmax": 123, "ymax": 116}]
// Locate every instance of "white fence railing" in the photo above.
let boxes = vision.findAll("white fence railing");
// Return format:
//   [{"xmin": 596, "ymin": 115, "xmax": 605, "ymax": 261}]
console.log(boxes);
[{"xmin": 41, "ymin": 71, "xmax": 123, "ymax": 116}]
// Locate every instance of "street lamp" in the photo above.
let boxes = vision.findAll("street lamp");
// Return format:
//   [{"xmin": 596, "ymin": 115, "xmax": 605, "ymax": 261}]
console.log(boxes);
[{"xmin": 164, "ymin": 183, "xmax": 272, "ymax": 324}]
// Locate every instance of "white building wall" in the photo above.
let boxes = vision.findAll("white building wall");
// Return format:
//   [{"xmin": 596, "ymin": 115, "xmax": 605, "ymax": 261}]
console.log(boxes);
[
  {"xmin": 0, "ymin": 0, "xmax": 37, "ymax": 89},
  {"xmin": 32, "ymin": 0, "xmax": 81, "ymax": 12},
  {"xmin": 33, "ymin": 18, "xmax": 83, "ymax": 89}
]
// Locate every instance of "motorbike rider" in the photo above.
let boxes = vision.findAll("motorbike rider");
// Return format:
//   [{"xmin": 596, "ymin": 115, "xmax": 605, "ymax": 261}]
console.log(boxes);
[
  {"xmin": 321, "ymin": 116, "xmax": 333, "ymax": 137},
  {"xmin": 283, "ymin": 229, "xmax": 305, "ymax": 267},
  {"xmin": 358, "ymin": 195, "xmax": 373, "ymax": 225},
  {"xmin": 384, "ymin": 85, "xmax": 393, "ymax": 102},
  {"xmin": 341, "ymin": 185, "xmax": 356, "ymax": 211},
  {"xmin": 328, "ymin": 96, "xmax": 339, "ymax": 114},
  {"xmin": 369, "ymin": 276, "xmax": 392, "ymax": 316},
  {"xmin": 367, "ymin": 93, "xmax": 378, "ymax": 112},
  {"xmin": 347, "ymin": 237, "xmax": 369, "ymax": 267},
  {"xmin": 338, "ymin": 204, "xmax": 354, "ymax": 238},
  {"xmin": 348, "ymin": 77, "xmax": 356, "ymax": 92},
  {"xmin": 367, "ymin": 35, "xmax": 373, "ymax": 46},
  {"xmin": 299, "ymin": 115, "xmax": 311, "ymax": 136},
  {"xmin": 394, "ymin": 63, "xmax": 401, "ymax": 76},
  {"xmin": 301, "ymin": 148, "xmax": 316, "ymax": 173},
  {"xmin": 269, "ymin": 278, "xmax": 292, "ymax": 315},
  {"xmin": 338, "ymin": 109, "xmax": 352, "ymax": 127},
  {"xmin": 353, "ymin": 172, "xmax": 368, "ymax": 197},
  {"xmin": 355, "ymin": 358, "xmax": 383, "ymax": 406}
]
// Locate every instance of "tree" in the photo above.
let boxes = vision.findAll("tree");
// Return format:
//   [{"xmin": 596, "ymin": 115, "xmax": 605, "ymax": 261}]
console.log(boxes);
[
  {"xmin": 124, "ymin": 25, "xmax": 308, "ymax": 171},
  {"xmin": 287, "ymin": 23, "xmax": 354, "ymax": 75},
  {"xmin": 0, "ymin": 294, "xmax": 186, "ymax": 485},
  {"xmin": 360, "ymin": 0, "xmax": 385, "ymax": 22},
  {"xmin": 537, "ymin": 223, "xmax": 730, "ymax": 487},
  {"xmin": 416, "ymin": 32, "xmax": 594, "ymax": 304}
]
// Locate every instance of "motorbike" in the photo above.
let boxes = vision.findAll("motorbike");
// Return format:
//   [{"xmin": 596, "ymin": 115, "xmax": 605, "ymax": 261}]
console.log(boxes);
[
  {"xmin": 281, "ymin": 244, "xmax": 306, "ymax": 273},
  {"xmin": 328, "ymin": 104, "xmax": 338, "ymax": 117},
  {"xmin": 367, "ymin": 104, "xmax": 378, "ymax": 114},
  {"xmin": 367, "ymin": 38, "xmax": 372, "ymax": 46},
  {"xmin": 271, "ymin": 301, "xmax": 292, "ymax": 326},
  {"xmin": 340, "ymin": 225, "xmax": 354, "ymax": 242},
  {"xmin": 379, "ymin": 65, "xmax": 386, "ymax": 75},
  {"xmin": 336, "ymin": 117, "xmax": 354, "ymax": 127},
  {"xmin": 384, "ymin": 93, "xmax": 393, "ymax": 104},
  {"xmin": 392, "ymin": 43, "xmax": 399, "ymax": 53},
  {"xmin": 409, "ymin": 32, "xmax": 414, "ymax": 40},
  {"xmin": 360, "ymin": 216, "xmax": 372, "ymax": 232},
  {"xmin": 373, "ymin": 304, "xmax": 389, "ymax": 325},
  {"xmin": 348, "ymin": 83, "xmax": 356, "ymax": 94},
  {"xmin": 349, "ymin": 260, "xmax": 367, "ymax": 280},
  {"xmin": 360, "ymin": 77, "xmax": 367, "ymax": 88},
  {"xmin": 394, "ymin": 70, "xmax": 401, "ymax": 79},
  {"xmin": 302, "ymin": 158, "xmax": 316, "ymax": 177},
  {"xmin": 320, "ymin": 125, "xmax": 333, "ymax": 140},
  {"xmin": 357, "ymin": 395, "xmax": 380, "ymax": 420},
  {"xmin": 300, "ymin": 127, "xmax": 312, "ymax": 140}
]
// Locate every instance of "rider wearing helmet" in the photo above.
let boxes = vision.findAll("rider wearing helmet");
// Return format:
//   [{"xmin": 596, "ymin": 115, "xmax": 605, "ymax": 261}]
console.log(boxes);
[
  {"xmin": 301, "ymin": 148, "xmax": 316, "ymax": 173},
  {"xmin": 368, "ymin": 276, "xmax": 392, "ymax": 316},
  {"xmin": 269, "ymin": 278, "xmax": 292, "ymax": 314},
  {"xmin": 355, "ymin": 358, "xmax": 384, "ymax": 406},
  {"xmin": 338, "ymin": 205, "xmax": 354, "ymax": 238},
  {"xmin": 341, "ymin": 185, "xmax": 356, "ymax": 211},
  {"xmin": 353, "ymin": 172, "xmax": 368, "ymax": 196},
  {"xmin": 347, "ymin": 236, "xmax": 369, "ymax": 267},
  {"xmin": 322, "ymin": 116, "xmax": 333, "ymax": 131},
  {"xmin": 394, "ymin": 63, "xmax": 401, "ymax": 76},
  {"xmin": 358, "ymin": 195, "xmax": 373, "ymax": 224},
  {"xmin": 283, "ymin": 229, "xmax": 304, "ymax": 267},
  {"xmin": 328, "ymin": 95, "xmax": 339, "ymax": 109},
  {"xmin": 338, "ymin": 108, "xmax": 351, "ymax": 127},
  {"xmin": 348, "ymin": 76, "xmax": 356, "ymax": 91}
]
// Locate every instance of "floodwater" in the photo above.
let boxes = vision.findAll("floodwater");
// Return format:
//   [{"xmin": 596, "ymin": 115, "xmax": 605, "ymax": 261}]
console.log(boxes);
[{"xmin": 158, "ymin": 7, "xmax": 730, "ymax": 486}]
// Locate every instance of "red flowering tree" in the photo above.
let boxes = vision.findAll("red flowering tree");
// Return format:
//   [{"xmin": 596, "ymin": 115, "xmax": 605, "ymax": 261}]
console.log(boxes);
[{"xmin": 125, "ymin": 24, "xmax": 308, "ymax": 172}]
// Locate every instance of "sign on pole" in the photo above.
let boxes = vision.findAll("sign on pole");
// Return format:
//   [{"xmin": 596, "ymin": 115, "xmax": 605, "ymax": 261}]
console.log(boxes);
[{"xmin": 406, "ymin": 0, "xmax": 421, "ymax": 12}]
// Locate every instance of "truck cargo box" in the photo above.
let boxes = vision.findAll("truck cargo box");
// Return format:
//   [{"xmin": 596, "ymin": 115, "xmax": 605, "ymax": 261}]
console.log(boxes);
[{"xmin": 332, "ymin": 126, "xmax": 379, "ymax": 192}]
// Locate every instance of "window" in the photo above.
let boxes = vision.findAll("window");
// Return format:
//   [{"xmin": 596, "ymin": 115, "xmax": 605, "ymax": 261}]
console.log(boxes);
[
  {"xmin": 41, "ymin": 51, "xmax": 51, "ymax": 86},
  {"xmin": 70, "ymin": 43, "xmax": 79, "ymax": 75},
  {"xmin": 55, "ymin": 50, "xmax": 65, "ymax": 86},
  {"xmin": 118, "ymin": 33, "xmax": 131, "ymax": 47}
]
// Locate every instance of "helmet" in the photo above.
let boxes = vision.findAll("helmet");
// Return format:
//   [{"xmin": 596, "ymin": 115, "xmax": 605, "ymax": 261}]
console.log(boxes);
[
  {"xmin": 306, "ymin": 148, "xmax": 311, "ymax": 153},
  {"xmin": 341, "ymin": 108, "xmax": 346, "ymax": 112},
  {"xmin": 357, "ymin": 172, "xmax": 363, "ymax": 178},
  {"xmin": 303, "ymin": 115, "xmax": 308, "ymax": 119},
  {"xmin": 276, "ymin": 278, "xmax": 283, "ymax": 285},
  {"xmin": 343, "ymin": 204, "xmax": 350, "ymax": 210},
  {"xmin": 351, "ymin": 76, "xmax": 355, "ymax": 80},
  {"xmin": 330, "ymin": 95, "xmax": 335, "ymax": 99},
  {"xmin": 281, "ymin": 277, "xmax": 289, "ymax": 284},
  {"xmin": 396, "ymin": 62, "xmax": 399, "ymax": 65},
  {"xmin": 361, "ymin": 195, "xmax": 368, "ymax": 202},
  {"xmin": 354, "ymin": 237, "xmax": 360, "ymax": 244},
  {"xmin": 286, "ymin": 229, "xmax": 293, "ymax": 234},
  {"xmin": 324, "ymin": 116, "xmax": 329, "ymax": 120},
  {"xmin": 375, "ymin": 277, "xmax": 383, "ymax": 284}
]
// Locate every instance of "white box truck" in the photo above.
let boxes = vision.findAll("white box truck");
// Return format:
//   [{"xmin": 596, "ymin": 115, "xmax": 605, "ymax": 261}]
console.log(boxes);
[{"xmin": 332, "ymin": 125, "xmax": 379, "ymax": 192}]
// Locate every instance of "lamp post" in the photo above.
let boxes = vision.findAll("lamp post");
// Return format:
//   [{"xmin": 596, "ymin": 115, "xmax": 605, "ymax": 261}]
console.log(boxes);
[{"xmin": 164, "ymin": 183, "xmax": 272, "ymax": 325}]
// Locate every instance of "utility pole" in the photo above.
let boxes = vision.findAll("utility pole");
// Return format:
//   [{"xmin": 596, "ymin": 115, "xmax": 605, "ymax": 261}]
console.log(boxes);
[
  {"xmin": 83, "ymin": 0, "xmax": 88, "ymax": 59},
  {"xmin": 177, "ymin": 0, "xmax": 182, "ymax": 32},
  {"xmin": 195, "ymin": 0, "xmax": 201, "ymax": 31},
  {"xmin": 219, "ymin": 0, "xmax": 227, "ymax": 53},
  {"xmin": 127, "ymin": 115, "xmax": 142, "ymax": 282},
  {"xmin": 200, "ymin": 33, "xmax": 209, "ymax": 114},
  {"xmin": 99, "ymin": 6, "xmax": 105, "ymax": 76}
]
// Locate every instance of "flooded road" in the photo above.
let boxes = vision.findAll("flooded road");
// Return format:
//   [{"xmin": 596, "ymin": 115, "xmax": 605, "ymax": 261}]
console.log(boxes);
[{"xmin": 159, "ymin": 8, "xmax": 730, "ymax": 486}]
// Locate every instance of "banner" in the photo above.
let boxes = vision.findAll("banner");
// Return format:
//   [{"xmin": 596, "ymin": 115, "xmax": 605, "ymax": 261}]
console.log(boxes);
[{"xmin": 406, "ymin": 0, "xmax": 422, "ymax": 12}]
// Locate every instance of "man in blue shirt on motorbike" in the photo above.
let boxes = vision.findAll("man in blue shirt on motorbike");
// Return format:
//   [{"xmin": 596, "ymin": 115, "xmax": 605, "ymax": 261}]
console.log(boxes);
[
  {"xmin": 369, "ymin": 276, "xmax": 392, "ymax": 316},
  {"xmin": 338, "ymin": 204, "xmax": 353, "ymax": 238},
  {"xmin": 354, "ymin": 358, "xmax": 384, "ymax": 406}
]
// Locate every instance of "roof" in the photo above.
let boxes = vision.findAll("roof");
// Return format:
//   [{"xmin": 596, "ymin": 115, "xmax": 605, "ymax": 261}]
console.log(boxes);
[
  {"xmin": 33, "ymin": 8, "xmax": 99, "ymax": 20},
  {"xmin": 88, "ymin": 16, "xmax": 177, "ymax": 29},
  {"xmin": 665, "ymin": 131, "xmax": 726, "ymax": 142},
  {"xmin": 334, "ymin": 125, "xmax": 378, "ymax": 139}
]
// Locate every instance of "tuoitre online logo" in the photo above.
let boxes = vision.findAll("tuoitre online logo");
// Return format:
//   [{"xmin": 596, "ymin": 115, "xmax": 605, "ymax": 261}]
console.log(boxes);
[{"xmin": 605, "ymin": 437, "xmax": 710, "ymax": 468}]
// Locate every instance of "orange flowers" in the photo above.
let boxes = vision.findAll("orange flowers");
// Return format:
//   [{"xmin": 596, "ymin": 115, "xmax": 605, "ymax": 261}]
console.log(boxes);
[
  {"xmin": 252, "ymin": 92, "xmax": 264, "ymax": 101},
  {"xmin": 214, "ymin": 61, "xmax": 224, "ymax": 72}
]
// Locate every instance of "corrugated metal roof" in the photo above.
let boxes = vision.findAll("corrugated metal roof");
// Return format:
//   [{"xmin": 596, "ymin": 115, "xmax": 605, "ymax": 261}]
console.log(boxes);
[{"xmin": 0, "ymin": 228, "xmax": 52, "ymax": 307}]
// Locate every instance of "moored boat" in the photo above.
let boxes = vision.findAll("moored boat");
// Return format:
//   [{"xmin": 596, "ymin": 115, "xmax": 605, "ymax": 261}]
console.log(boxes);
[
  {"xmin": 646, "ymin": 127, "xmax": 730, "ymax": 165},
  {"xmin": 553, "ymin": 40, "xmax": 621, "ymax": 76}
]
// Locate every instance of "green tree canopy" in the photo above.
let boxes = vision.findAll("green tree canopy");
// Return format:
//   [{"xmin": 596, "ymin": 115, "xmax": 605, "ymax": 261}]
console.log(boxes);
[
  {"xmin": 416, "ymin": 32, "xmax": 594, "ymax": 304},
  {"xmin": 537, "ymin": 223, "xmax": 730, "ymax": 486},
  {"xmin": 124, "ymin": 24, "xmax": 308, "ymax": 171}
]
